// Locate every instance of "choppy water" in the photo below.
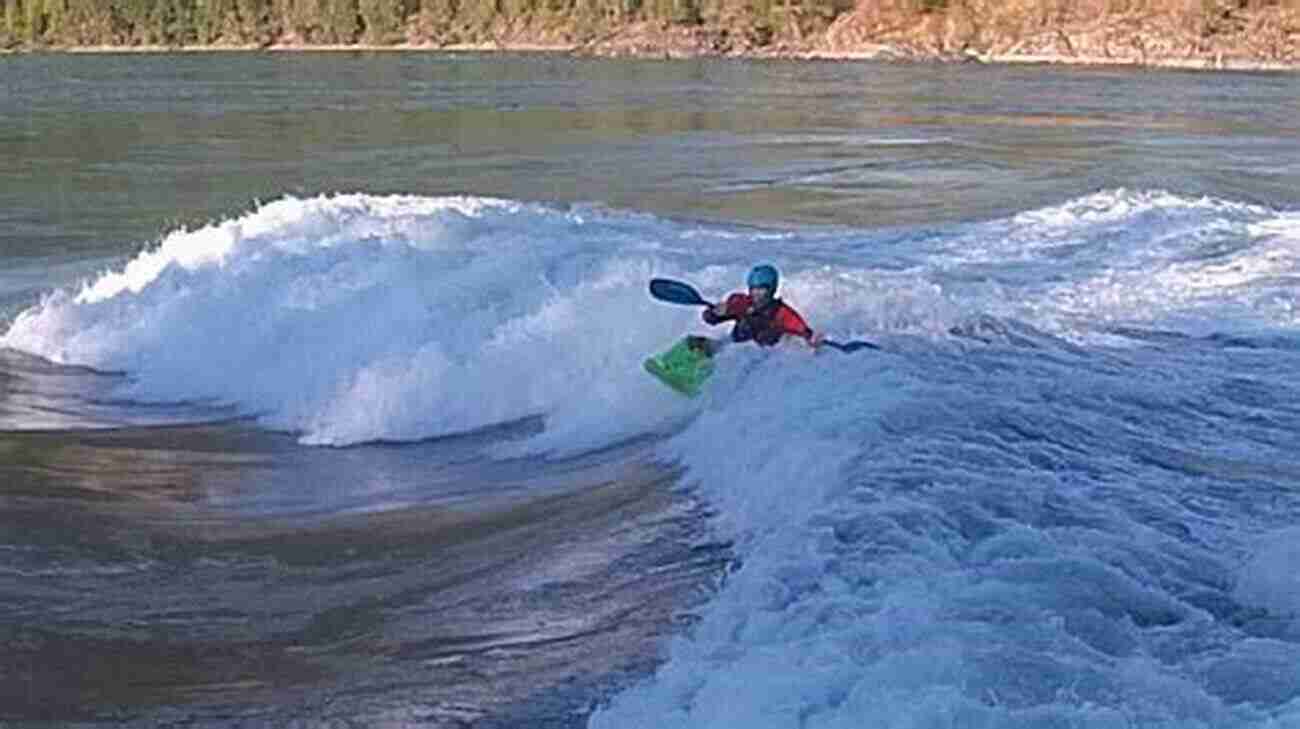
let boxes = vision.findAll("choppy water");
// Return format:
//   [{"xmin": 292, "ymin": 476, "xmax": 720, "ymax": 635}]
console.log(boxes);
[{"xmin": 3, "ymin": 53, "xmax": 1300, "ymax": 727}]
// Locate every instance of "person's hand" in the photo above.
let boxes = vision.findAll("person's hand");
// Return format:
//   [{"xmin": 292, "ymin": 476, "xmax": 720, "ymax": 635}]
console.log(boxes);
[{"xmin": 686, "ymin": 336, "xmax": 715, "ymax": 356}]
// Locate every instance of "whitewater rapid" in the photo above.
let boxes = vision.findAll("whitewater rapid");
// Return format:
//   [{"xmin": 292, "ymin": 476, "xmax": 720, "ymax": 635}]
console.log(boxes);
[{"xmin": 5, "ymin": 190, "xmax": 1300, "ymax": 727}]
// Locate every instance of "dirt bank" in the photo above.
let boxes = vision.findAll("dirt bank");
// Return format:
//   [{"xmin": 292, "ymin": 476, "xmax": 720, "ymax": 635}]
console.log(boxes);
[{"xmin": 5, "ymin": 1, "xmax": 1297, "ymax": 71}]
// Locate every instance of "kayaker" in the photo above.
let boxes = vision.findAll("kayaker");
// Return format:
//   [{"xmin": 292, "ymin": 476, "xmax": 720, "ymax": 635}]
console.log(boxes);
[{"xmin": 690, "ymin": 264, "xmax": 823, "ymax": 354}]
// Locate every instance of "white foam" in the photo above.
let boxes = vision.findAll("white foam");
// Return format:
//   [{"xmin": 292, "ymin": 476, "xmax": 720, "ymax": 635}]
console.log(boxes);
[
  {"xmin": 0, "ymin": 193, "xmax": 948, "ymax": 447},
  {"xmin": 591, "ymin": 369, "xmax": 1278, "ymax": 729},
  {"xmin": 907, "ymin": 189, "xmax": 1300, "ymax": 339},
  {"xmin": 1235, "ymin": 528, "xmax": 1300, "ymax": 619},
  {"xmin": 2, "ymin": 194, "xmax": 709, "ymax": 446},
  {"xmin": 589, "ymin": 191, "xmax": 1300, "ymax": 725},
  {"xmin": 1010, "ymin": 188, "xmax": 1268, "ymax": 234},
  {"xmin": 4, "ymin": 187, "xmax": 1295, "ymax": 445}
]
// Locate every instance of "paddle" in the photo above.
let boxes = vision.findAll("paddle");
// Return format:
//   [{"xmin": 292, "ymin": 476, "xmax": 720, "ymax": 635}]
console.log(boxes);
[
  {"xmin": 649, "ymin": 278, "xmax": 713, "ymax": 307},
  {"xmin": 824, "ymin": 339, "xmax": 879, "ymax": 353},
  {"xmin": 648, "ymin": 277, "xmax": 879, "ymax": 353}
]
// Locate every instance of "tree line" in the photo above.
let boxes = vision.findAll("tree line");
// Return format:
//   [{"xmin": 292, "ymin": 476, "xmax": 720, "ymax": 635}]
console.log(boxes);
[
  {"xmin": 4, "ymin": 1, "xmax": 429, "ymax": 46},
  {"xmin": 0, "ymin": 0, "xmax": 847, "ymax": 47},
  {"xmin": 2, "ymin": 0, "xmax": 1295, "ymax": 51}
]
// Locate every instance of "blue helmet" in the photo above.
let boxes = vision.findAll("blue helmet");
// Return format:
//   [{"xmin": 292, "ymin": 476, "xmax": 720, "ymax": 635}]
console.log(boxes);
[{"xmin": 747, "ymin": 264, "xmax": 779, "ymax": 292}]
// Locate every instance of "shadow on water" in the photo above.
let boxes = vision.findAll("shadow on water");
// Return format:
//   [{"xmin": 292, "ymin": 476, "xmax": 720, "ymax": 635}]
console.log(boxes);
[{"xmin": 0, "ymin": 354, "xmax": 730, "ymax": 726}]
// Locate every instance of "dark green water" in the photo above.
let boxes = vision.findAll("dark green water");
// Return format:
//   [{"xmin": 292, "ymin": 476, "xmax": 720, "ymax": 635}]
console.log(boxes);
[{"xmin": 6, "ymin": 52, "xmax": 1296, "ymax": 272}]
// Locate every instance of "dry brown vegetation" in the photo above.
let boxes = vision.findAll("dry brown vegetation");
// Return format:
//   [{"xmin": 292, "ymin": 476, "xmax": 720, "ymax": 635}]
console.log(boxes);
[
  {"xmin": 2, "ymin": 0, "xmax": 1297, "ymax": 66},
  {"xmin": 820, "ymin": 0, "xmax": 1300, "ymax": 65}
]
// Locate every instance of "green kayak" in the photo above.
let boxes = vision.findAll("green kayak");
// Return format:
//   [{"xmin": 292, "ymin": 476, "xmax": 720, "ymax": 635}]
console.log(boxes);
[{"xmin": 644, "ymin": 336, "xmax": 716, "ymax": 398}]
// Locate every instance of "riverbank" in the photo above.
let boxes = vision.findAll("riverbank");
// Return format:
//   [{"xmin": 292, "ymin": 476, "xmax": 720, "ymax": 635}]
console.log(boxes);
[
  {"xmin": 4, "ymin": 9, "xmax": 1297, "ymax": 73},
  {"xmin": 10, "ymin": 39, "xmax": 1298, "ymax": 73}
]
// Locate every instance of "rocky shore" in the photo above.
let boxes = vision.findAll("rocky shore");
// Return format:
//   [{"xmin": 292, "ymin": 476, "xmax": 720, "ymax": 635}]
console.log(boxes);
[
  {"xmin": 5, "ymin": 2, "xmax": 1297, "ymax": 72},
  {"xmin": 573, "ymin": 3, "xmax": 1300, "ymax": 71}
]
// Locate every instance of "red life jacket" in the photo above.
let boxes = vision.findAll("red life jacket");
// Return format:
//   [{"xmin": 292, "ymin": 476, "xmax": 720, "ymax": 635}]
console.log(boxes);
[{"xmin": 702, "ymin": 293, "xmax": 813, "ymax": 346}]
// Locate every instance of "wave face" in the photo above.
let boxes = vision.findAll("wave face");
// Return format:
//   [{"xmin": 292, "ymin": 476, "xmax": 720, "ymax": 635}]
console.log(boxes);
[
  {"xmin": 8, "ymin": 190, "xmax": 1295, "ymax": 444},
  {"xmin": 7, "ymin": 190, "xmax": 1300, "ymax": 725},
  {"xmin": 3, "ymin": 194, "xmax": 714, "ymax": 446},
  {"xmin": 586, "ymin": 190, "xmax": 1300, "ymax": 728}
]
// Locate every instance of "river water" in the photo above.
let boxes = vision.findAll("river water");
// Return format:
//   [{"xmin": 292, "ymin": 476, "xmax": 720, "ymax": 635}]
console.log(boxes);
[{"xmin": 2, "ymin": 52, "xmax": 1300, "ymax": 727}]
